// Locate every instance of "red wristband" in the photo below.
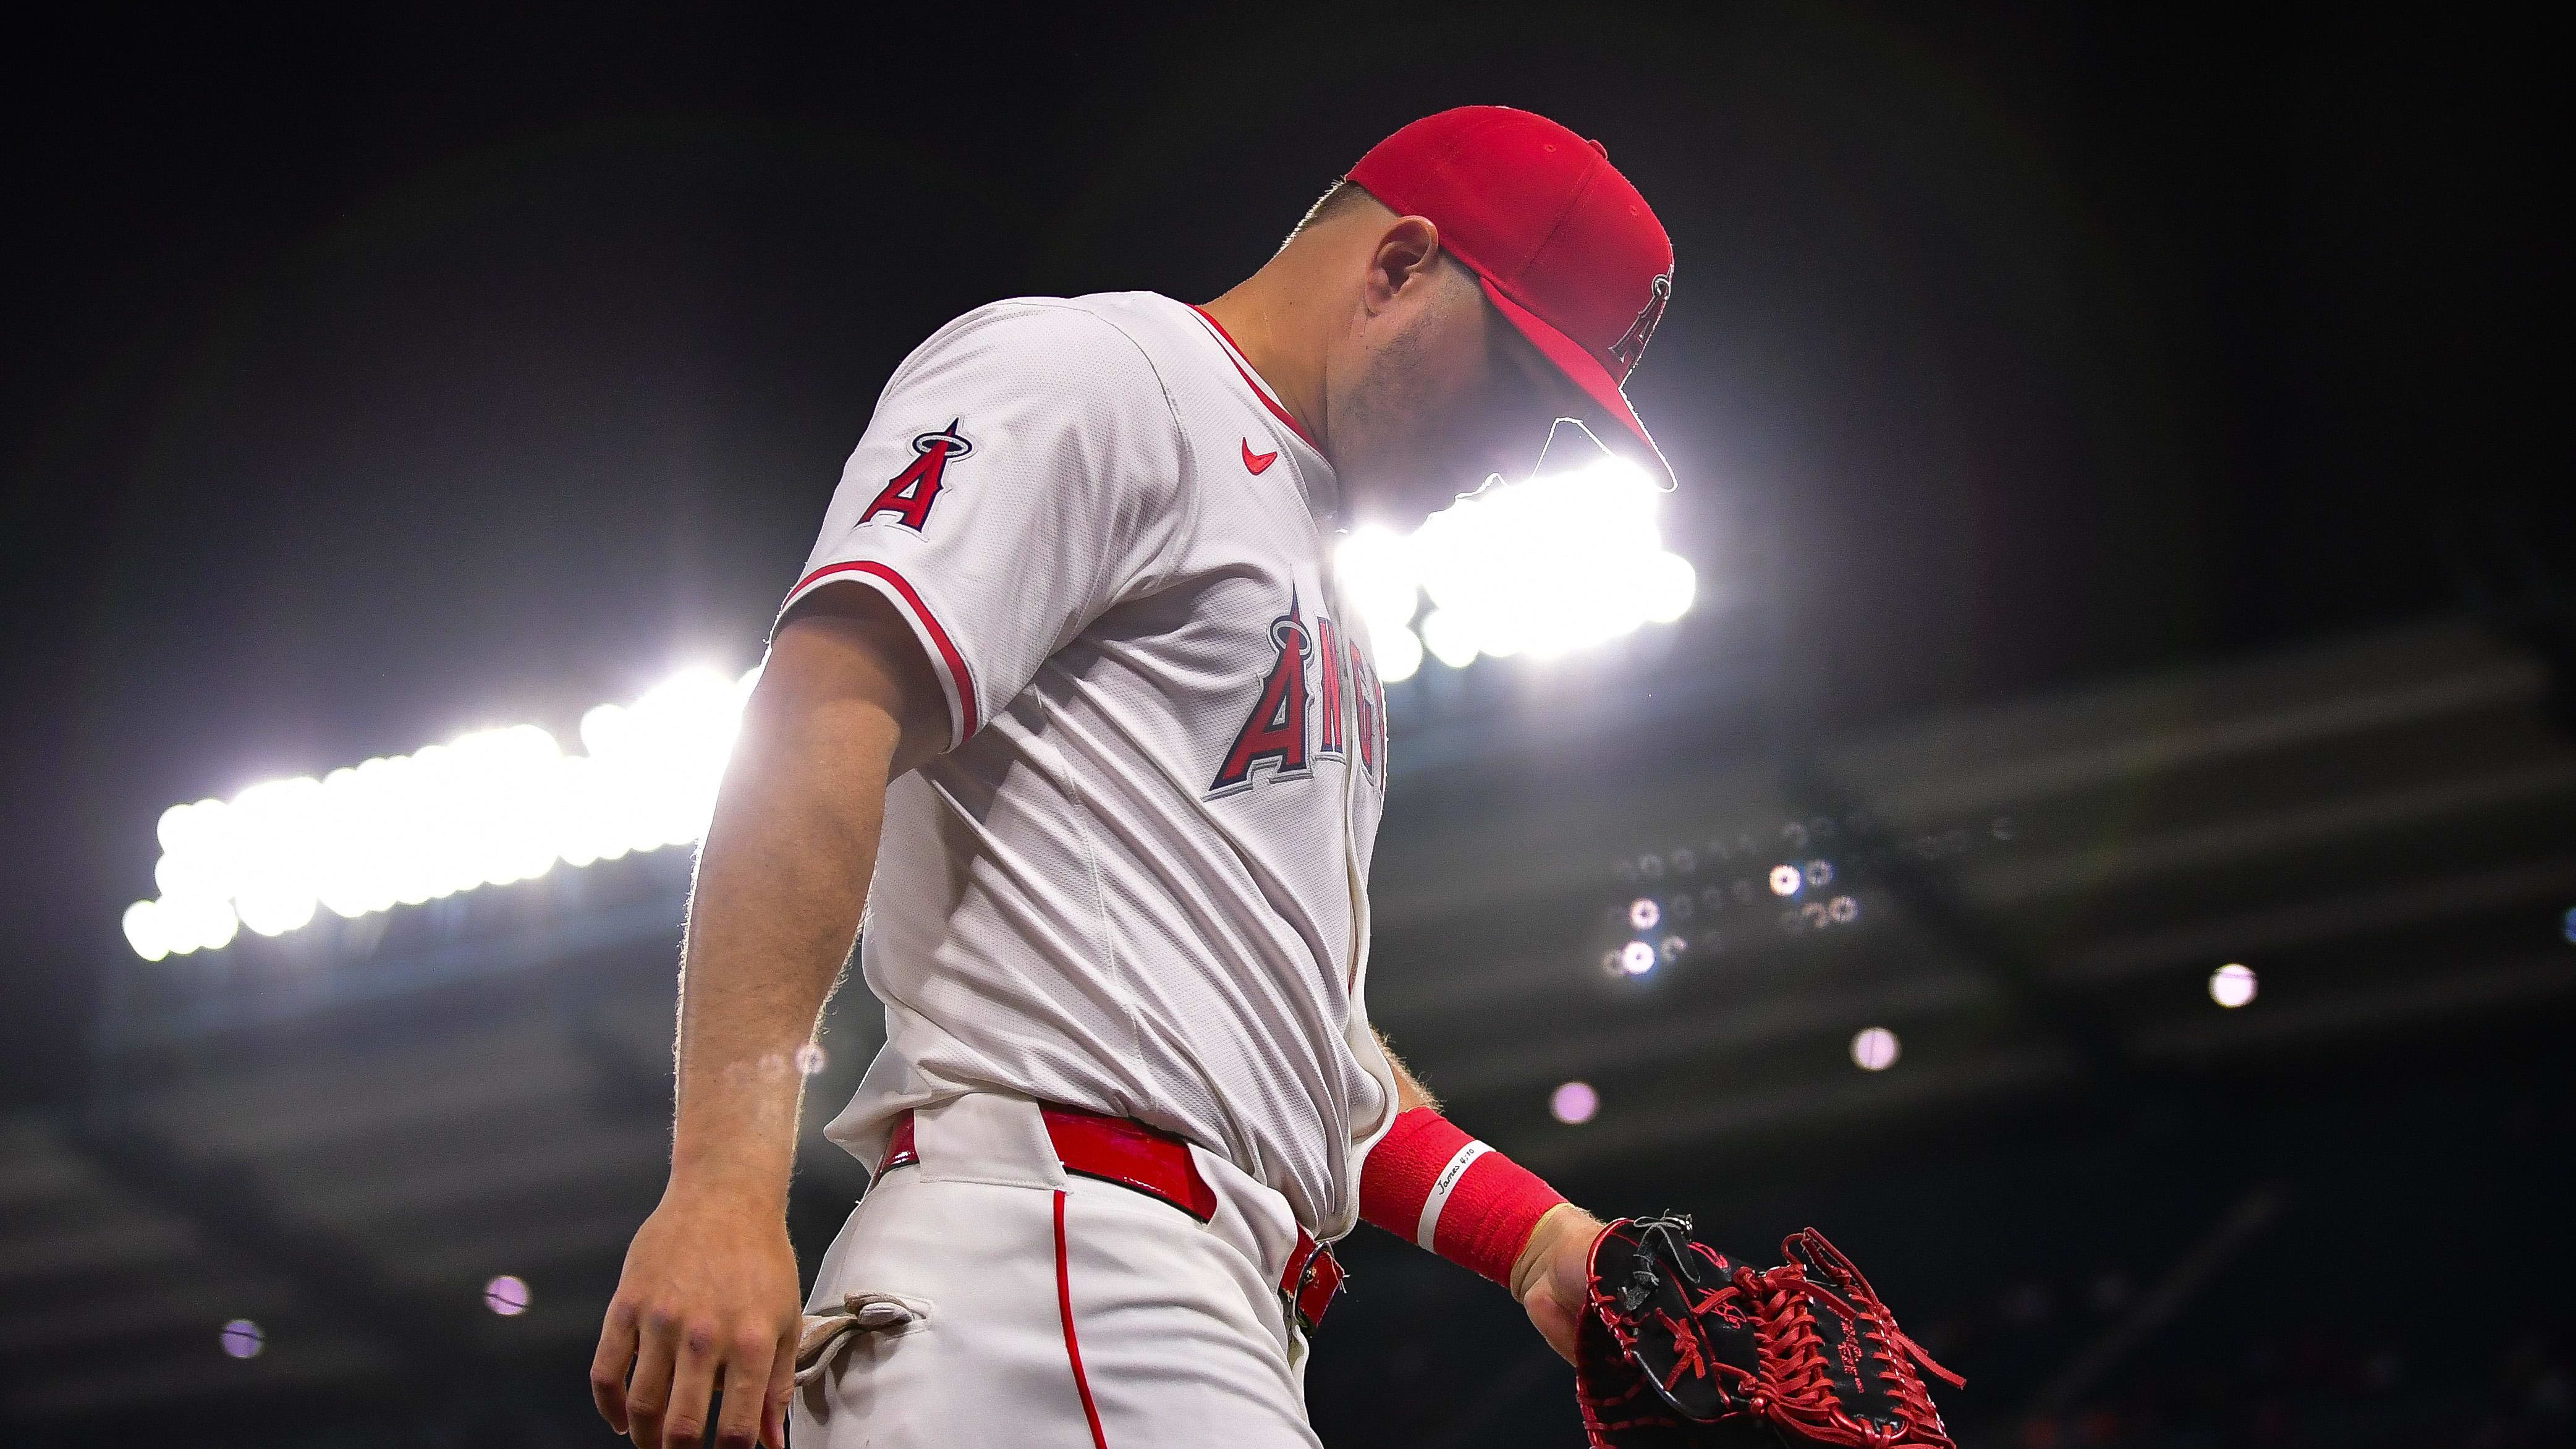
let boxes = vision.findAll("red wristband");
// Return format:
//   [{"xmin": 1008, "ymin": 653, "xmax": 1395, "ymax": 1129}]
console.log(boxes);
[{"xmin": 1359, "ymin": 1107, "xmax": 1568, "ymax": 1288}]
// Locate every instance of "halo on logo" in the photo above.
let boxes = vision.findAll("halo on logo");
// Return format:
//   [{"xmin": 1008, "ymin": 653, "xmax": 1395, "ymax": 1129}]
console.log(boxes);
[
  {"xmin": 1269, "ymin": 613, "xmax": 1312, "ymax": 657},
  {"xmin": 910, "ymin": 422, "xmax": 973, "ymax": 460},
  {"xmin": 1607, "ymin": 271, "xmax": 1672, "ymax": 375}
]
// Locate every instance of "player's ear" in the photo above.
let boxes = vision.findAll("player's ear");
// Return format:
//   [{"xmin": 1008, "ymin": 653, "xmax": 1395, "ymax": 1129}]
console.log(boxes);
[{"xmin": 1362, "ymin": 215, "xmax": 1443, "ymax": 315}]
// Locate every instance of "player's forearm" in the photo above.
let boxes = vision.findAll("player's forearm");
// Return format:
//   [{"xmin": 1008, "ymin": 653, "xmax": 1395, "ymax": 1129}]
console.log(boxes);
[
  {"xmin": 665, "ymin": 679, "xmax": 898, "ymax": 1207},
  {"xmin": 1362, "ymin": 1030, "xmax": 1587, "ymax": 1294}
]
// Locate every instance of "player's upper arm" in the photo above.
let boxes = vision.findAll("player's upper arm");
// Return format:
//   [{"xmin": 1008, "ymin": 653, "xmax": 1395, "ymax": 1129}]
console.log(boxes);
[
  {"xmin": 763, "ymin": 583, "xmax": 953, "ymax": 785},
  {"xmin": 776, "ymin": 301, "xmax": 1190, "ymax": 752}
]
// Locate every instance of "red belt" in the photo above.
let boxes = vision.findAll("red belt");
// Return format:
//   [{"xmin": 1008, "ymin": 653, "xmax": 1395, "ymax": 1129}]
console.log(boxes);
[{"xmin": 878, "ymin": 1103, "xmax": 1345, "ymax": 1332}]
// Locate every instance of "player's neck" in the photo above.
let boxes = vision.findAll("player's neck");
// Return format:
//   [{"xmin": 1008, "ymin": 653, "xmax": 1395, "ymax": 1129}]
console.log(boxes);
[{"xmin": 1198, "ymin": 273, "xmax": 1331, "ymax": 457}]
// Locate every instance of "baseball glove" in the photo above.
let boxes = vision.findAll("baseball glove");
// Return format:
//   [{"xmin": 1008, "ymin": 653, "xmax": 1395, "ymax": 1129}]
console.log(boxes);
[{"xmin": 1574, "ymin": 1215, "xmax": 1962, "ymax": 1449}]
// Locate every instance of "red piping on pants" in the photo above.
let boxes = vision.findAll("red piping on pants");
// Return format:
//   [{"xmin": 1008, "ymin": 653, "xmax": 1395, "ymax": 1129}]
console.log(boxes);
[{"xmin": 1054, "ymin": 1189, "xmax": 1110, "ymax": 1449}]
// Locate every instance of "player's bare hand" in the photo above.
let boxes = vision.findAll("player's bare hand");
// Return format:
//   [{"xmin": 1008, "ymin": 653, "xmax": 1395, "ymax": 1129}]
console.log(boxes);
[
  {"xmin": 1512, "ymin": 1204, "xmax": 1607, "ymax": 1364},
  {"xmin": 593, "ymin": 1185, "xmax": 803, "ymax": 1449}
]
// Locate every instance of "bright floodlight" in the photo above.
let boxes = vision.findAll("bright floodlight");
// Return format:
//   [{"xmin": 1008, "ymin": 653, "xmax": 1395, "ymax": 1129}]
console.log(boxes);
[
  {"xmin": 1336, "ymin": 526, "xmax": 1420, "ymax": 643},
  {"xmin": 127, "ymin": 665, "xmax": 760, "ymax": 958},
  {"xmin": 1850, "ymin": 1027, "xmax": 1900, "ymax": 1072},
  {"xmin": 2208, "ymin": 962, "xmax": 2257, "ymax": 1008},
  {"xmin": 484, "ymin": 1273, "xmax": 532, "ymax": 1317},
  {"xmin": 1418, "ymin": 608, "xmax": 1480, "ymax": 669},
  {"xmin": 1331, "ymin": 454, "xmax": 1697, "ymax": 674},
  {"xmin": 1550, "ymin": 1081, "xmax": 1600, "ymax": 1125},
  {"xmin": 121, "ymin": 901, "xmax": 168, "ymax": 962},
  {"xmin": 1371, "ymin": 621, "xmax": 1423, "ymax": 683}
]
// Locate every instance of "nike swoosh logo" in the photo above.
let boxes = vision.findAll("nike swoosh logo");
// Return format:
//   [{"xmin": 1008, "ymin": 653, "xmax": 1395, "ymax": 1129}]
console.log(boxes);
[{"xmin": 1242, "ymin": 438, "xmax": 1279, "ymax": 475}]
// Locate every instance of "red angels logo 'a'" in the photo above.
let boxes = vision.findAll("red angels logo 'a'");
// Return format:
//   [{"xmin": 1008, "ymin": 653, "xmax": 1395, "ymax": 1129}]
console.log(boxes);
[
  {"xmin": 1209, "ymin": 595, "xmax": 1313, "ymax": 797},
  {"xmin": 860, "ymin": 420, "xmax": 973, "ymax": 531},
  {"xmin": 1606, "ymin": 271, "xmax": 1672, "ymax": 377}
]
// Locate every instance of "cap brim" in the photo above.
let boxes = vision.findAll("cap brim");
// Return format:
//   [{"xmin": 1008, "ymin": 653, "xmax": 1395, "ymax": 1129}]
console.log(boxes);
[{"xmin": 1477, "ymin": 274, "xmax": 1675, "ymax": 488}]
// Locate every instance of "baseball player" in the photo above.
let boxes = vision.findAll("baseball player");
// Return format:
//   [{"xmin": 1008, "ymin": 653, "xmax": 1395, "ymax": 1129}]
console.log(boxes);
[{"xmin": 591, "ymin": 106, "xmax": 1677, "ymax": 1449}]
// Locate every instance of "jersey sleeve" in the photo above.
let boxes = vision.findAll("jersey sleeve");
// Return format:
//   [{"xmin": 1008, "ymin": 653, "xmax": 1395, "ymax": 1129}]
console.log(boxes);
[{"xmin": 778, "ymin": 300, "xmax": 1192, "ymax": 749}]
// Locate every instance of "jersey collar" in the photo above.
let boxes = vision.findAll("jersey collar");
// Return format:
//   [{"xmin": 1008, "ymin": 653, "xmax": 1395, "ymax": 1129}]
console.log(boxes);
[
  {"xmin": 1187, "ymin": 305, "xmax": 1321, "ymax": 449},
  {"xmin": 1186, "ymin": 304, "xmax": 1340, "ymax": 524}
]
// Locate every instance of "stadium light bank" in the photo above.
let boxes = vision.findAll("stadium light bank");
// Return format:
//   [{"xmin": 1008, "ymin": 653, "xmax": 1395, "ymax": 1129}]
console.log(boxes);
[{"xmin": 123, "ymin": 456, "xmax": 1696, "ymax": 961}]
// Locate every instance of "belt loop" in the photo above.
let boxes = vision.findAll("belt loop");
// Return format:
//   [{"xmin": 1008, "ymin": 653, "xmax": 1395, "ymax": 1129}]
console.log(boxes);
[{"xmin": 1278, "ymin": 1229, "xmax": 1345, "ymax": 1333}]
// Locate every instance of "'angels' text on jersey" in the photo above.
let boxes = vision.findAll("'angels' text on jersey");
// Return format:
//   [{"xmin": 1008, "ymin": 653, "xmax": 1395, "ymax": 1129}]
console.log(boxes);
[{"xmin": 1207, "ymin": 592, "xmax": 1387, "ymax": 799}]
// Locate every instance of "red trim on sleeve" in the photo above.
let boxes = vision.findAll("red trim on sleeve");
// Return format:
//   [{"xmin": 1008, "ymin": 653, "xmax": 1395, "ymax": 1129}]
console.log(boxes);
[
  {"xmin": 1188, "ymin": 305, "xmax": 1322, "ymax": 453},
  {"xmin": 787, "ymin": 559, "xmax": 980, "ymax": 739},
  {"xmin": 1054, "ymin": 1190, "xmax": 1111, "ymax": 1449}
]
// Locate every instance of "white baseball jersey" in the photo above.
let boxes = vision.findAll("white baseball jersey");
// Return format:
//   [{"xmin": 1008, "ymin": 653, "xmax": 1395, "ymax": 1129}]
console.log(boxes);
[{"xmin": 779, "ymin": 291, "xmax": 1399, "ymax": 1238}]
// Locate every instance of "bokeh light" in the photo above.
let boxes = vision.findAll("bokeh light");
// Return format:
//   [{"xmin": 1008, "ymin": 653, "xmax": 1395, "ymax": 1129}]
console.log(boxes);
[
  {"xmin": 2209, "ymin": 962, "xmax": 2258, "ymax": 1008},
  {"xmin": 483, "ymin": 1273, "xmax": 531, "ymax": 1316},
  {"xmin": 1629, "ymin": 897, "xmax": 1661, "ymax": 931},
  {"xmin": 126, "ymin": 666, "xmax": 760, "ymax": 958},
  {"xmin": 1851, "ymin": 1027, "xmax": 1900, "ymax": 1071},
  {"xmin": 1619, "ymin": 941, "xmax": 1656, "ymax": 976},
  {"xmin": 1550, "ymin": 1081, "xmax": 1600, "ymax": 1124},
  {"xmin": 1370, "ymin": 622, "xmax": 1423, "ymax": 682},
  {"xmin": 1337, "ymin": 525, "xmax": 1420, "ymax": 652},
  {"xmin": 219, "ymin": 1319, "xmax": 265, "ymax": 1359},
  {"xmin": 1769, "ymin": 864, "xmax": 1803, "ymax": 897},
  {"xmin": 1333, "ymin": 455, "xmax": 1696, "ymax": 675}
]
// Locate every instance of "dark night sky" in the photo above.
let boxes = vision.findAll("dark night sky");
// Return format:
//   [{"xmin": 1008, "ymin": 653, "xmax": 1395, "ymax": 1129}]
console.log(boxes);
[{"xmin": 1, "ymin": 2, "xmax": 2559, "ymax": 1100}]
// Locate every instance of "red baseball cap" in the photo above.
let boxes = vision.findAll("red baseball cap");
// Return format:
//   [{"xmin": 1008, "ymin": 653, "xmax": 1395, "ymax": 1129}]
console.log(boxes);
[{"xmin": 1347, "ymin": 106, "xmax": 1676, "ymax": 485}]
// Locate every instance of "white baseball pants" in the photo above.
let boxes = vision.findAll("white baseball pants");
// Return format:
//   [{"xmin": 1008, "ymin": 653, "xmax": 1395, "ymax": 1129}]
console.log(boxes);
[{"xmin": 790, "ymin": 1092, "xmax": 1326, "ymax": 1448}]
